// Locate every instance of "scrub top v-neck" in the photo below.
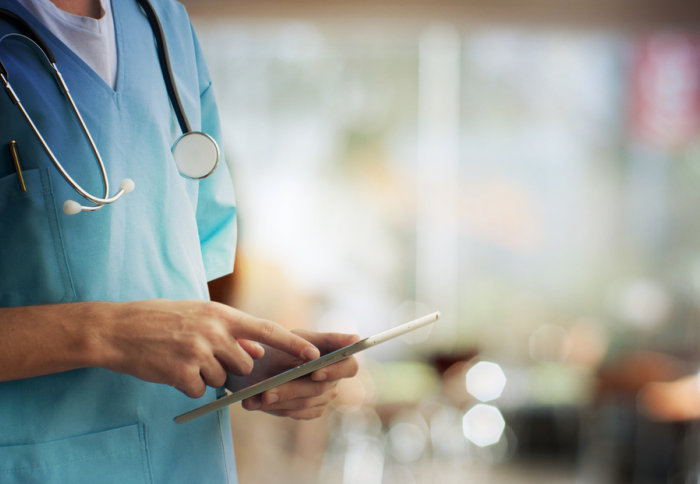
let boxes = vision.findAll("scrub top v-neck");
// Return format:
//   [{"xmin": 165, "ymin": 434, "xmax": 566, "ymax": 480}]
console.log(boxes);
[
  {"xmin": 14, "ymin": 0, "xmax": 118, "ymax": 89},
  {"xmin": 0, "ymin": 0, "xmax": 239, "ymax": 482}
]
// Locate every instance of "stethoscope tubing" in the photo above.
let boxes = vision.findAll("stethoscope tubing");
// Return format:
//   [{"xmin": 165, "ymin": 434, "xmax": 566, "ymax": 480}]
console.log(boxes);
[
  {"xmin": 0, "ymin": 33, "xmax": 126, "ymax": 208},
  {"xmin": 134, "ymin": 0, "xmax": 191, "ymax": 135},
  {"xmin": 0, "ymin": 1, "xmax": 211, "ymax": 214}
]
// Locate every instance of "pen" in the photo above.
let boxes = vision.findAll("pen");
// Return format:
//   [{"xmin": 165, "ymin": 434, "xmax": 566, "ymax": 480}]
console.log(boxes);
[{"xmin": 9, "ymin": 140, "xmax": 26, "ymax": 192}]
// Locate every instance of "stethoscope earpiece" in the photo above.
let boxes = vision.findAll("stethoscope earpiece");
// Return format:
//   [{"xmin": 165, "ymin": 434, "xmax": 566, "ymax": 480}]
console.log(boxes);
[
  {"xmin": 120, "ymin": 178, "xmax": 136, "ymax": 194},
  {"xmin": 62, "ymin": 200, "xmax": 82, "ymax": 216},
  {"xmin": 62, "ymin": 178, "xmax": 135, "ymax": 215}
]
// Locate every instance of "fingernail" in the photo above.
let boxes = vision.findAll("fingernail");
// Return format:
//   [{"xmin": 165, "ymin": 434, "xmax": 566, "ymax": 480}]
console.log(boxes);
[
  {"xmin": 303, "ymin": 347, "xmax": 320, "ymax": 361},
  {"xmin": 252, "ymin": 342, "xmax": 265, "ymax": 356},
  {"xmin": 265, "ymin": 391, "xmax": 279, "ymax": 404}
]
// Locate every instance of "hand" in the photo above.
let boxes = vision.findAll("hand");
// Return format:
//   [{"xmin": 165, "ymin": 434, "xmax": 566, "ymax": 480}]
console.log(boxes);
[
  {"xmin": 239, "ymin": 331, "xmax": 360, "ymax": 419},
  {"xmin": 95, "ymin": 300, "xmax": 321, "ymax": 398}
]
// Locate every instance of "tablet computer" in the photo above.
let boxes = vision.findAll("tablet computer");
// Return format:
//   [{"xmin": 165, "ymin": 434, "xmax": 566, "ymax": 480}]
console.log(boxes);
[{"xmin": 174, "ymin": 311, "xmax": 440, "ymax": 423}]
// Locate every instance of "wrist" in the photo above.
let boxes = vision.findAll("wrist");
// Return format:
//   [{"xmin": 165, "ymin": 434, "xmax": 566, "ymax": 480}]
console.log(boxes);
[{"xmin": 76, "ymin": 301, "xmax": 123, "ymax": 370}]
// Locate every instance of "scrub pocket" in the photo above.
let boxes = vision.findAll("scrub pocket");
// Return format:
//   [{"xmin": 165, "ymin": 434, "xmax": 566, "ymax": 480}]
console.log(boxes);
[
  {"xmin": 0, "ymin": 423, "xmax": 152, "ymax": 484},
  {"xmin": 0, "ymin": 168, "xmax": 76, "ymax": 306}
]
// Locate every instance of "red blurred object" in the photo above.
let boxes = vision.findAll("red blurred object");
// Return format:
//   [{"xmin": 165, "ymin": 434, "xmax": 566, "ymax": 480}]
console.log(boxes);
[{"xmin": 629, "ymin": 34, "xmax": 700, "ymax": 148}]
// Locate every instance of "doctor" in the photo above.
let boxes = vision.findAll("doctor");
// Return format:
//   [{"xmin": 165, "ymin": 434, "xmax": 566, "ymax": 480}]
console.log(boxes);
[{"xmin": 0, "ymin": 0, "xmax": 358, "ymax": 482}]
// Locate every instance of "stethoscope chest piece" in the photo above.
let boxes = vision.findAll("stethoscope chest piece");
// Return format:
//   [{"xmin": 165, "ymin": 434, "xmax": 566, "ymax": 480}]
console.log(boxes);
[{"xmin": 172, "ymin": 131, "xmax": 220, "ymax": 179}]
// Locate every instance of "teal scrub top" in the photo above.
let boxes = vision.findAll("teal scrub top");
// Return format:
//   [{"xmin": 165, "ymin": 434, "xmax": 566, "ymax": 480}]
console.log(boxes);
[{"xmin": 0, "ymin": 1, "xmax": 239, "ymax": 482}]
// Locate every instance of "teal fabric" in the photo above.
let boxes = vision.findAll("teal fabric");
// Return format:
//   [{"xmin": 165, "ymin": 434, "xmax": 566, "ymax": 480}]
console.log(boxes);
[{"xmin": 0, "ymin": 1, "xmax": 238, "ymax": 482}]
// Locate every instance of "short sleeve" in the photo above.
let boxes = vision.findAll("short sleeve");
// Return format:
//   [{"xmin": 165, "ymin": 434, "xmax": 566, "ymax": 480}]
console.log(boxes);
[{"xmin": 192, "ymin": 31, "xmax": 237, "ymax": 281}]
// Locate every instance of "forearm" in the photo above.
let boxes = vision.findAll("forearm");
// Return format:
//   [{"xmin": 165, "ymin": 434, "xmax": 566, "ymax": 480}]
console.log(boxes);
[
  {"xmin": 0, "ymin": 299, "xmax": 320, "ymax": 398},
  {"xmin": 0, "ymin": 302, "xmax": 109, "ymax": 382}
]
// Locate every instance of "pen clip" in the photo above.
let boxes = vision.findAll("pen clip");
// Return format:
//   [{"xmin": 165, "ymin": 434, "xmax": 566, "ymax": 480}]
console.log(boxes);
[{"xmin": 8, "ymin": 140, "xmax": 26, "ymax": 192}]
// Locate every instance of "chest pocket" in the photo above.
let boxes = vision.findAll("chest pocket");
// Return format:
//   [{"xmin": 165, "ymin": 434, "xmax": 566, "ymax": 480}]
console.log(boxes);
[{"xmin": 0, "ymin": 167, "xmax": 76, "ymax": 307}]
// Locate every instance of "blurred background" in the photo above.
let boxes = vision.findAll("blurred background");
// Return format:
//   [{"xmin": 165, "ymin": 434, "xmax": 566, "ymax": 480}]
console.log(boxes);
[{"xmin": 185, "ymin": 0, "xmax": 700, "ymax": 482}]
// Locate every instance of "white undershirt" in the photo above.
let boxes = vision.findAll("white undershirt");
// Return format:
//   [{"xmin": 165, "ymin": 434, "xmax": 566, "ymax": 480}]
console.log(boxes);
[{"xmin": 15, "ymin": 0, "xmax": 117, "ymax": 89}]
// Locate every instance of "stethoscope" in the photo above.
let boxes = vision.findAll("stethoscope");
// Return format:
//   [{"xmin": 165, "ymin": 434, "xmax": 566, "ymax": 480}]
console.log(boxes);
[{"xmin": 0, "ymin": 0, "xmax": 220, "ymax": 215}]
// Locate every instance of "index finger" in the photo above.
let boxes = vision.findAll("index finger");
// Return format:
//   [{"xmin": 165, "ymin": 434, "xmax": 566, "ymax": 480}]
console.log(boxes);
[{"xmin": 217, "ymin": 305, "xmax": 320, "ymax": 361}]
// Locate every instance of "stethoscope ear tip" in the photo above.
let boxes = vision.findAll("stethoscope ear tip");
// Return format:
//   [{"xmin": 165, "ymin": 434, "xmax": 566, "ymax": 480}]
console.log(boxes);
[
  {"xmin": 63, "ymin": 199, "xmax": 82, "ymax": 215},
  {"xmin": 62, "ymin": 179, "xmax": 135, "ymax": 215},
  {"xmin": 120, "ymin": 178, "xmax": 135, "ymax": 194}
]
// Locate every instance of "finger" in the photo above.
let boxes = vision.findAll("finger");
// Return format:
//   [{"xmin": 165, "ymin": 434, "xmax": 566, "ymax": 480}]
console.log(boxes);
[
  {"xmin": 260, "ymin": 381, "xmax": 337, "ymax": 410},
  {"xmin": 311, "ymin": 355, "xmax": 359, "ymax": 382},
  {"xmin": 265, "ymin": 404, "xmax": 329, "ymax": 420},
  {"xmin": 214, "ymin": 340, "xmax": 255, "ymax": 376},
  {"xmin": 238, "ymin": 339, "xmax": 265, "ymax": 359},
  {"xmin": 176, "ymin": 367, "xmax": 207, "ymax": 399},
  {"xmin": 201, "ymin": 327, "xmax": 255, "ymax": 376},
  {"xmin": 292, "ymin": 330, "xmax": 361, "ymax": 354},
  {"xmin": 199, "ymin": 358, "xmax": 228, "ymax": 388},
  {"xmin": 241, "ymin": 381, "xmax": 337, "ymax": 411},
  {"xmin": 217, "ymin": 306, "xmax": 320, "ymax": 361},
  {"xmin": 290, "ymin": 331, "xmax": 360, "ymax": 382},
  {"xmin": 241, "ymin": 394, "xmax": 262, "ymax": 411},
  {"xmin": 262, "ymin": 394, "xmax": 333, "ymax": 413}
]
